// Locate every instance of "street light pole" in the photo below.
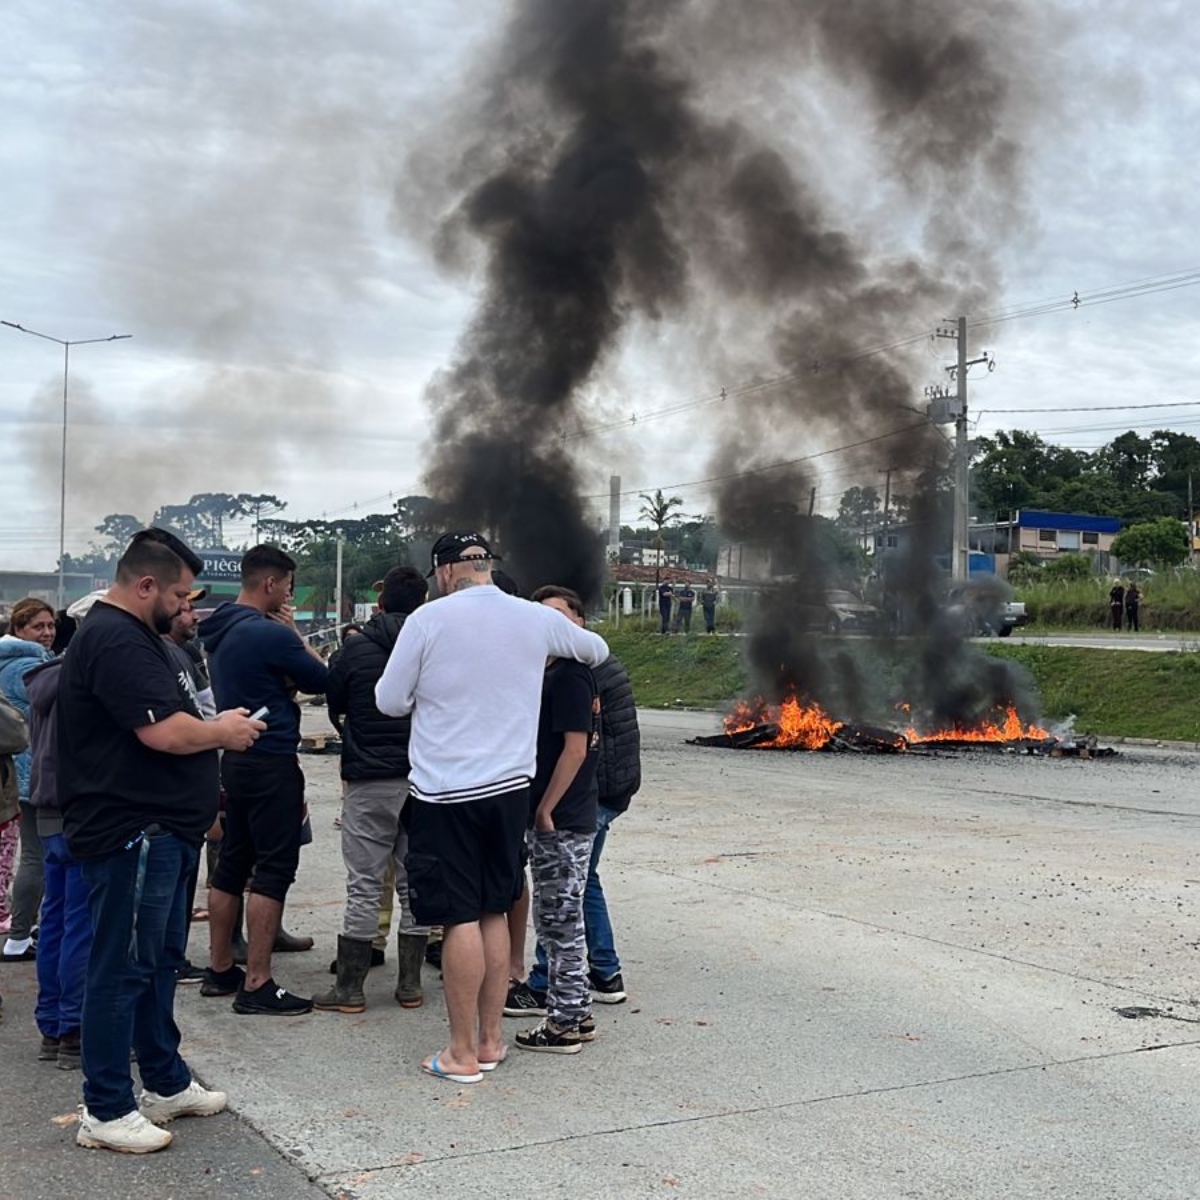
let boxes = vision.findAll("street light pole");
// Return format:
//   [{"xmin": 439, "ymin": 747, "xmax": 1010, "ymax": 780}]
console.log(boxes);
[{"xmin": 2, "ymin": 321, "xmax": 132, "ymax": 608}]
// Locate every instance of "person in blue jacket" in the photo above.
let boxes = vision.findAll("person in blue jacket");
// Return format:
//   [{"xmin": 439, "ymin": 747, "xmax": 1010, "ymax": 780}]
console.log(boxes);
[
  {"xmin": 0, "ymin": 597, "xmax": 56, "ymax": 962},
  {"xmin": 199, "ymin": 546, "xmax": 329, "ymax": 1015}
]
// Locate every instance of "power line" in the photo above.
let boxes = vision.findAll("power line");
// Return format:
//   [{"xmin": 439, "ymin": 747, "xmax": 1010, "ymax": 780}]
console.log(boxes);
[
  {"xmin": 979, "ymin": 401, "xmax": 1200, "ymax": 416},
  {"xmin": 583, "ymin": 421, "xmax": 931, "ymax": 500},
  {"xmin": 562, "ymin": 267, "xmax": 1200, "ymax": 444}
]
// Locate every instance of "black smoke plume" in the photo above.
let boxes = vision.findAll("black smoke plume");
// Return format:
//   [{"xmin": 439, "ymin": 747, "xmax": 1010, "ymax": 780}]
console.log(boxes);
[{"xmin": 418, "ymin": 0, "xmax": 1049, "ymax": 724}]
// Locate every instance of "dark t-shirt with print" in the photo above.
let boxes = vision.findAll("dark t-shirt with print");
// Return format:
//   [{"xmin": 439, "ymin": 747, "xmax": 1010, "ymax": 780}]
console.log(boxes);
[
  {"xmin": 57, "ymin": 601, "xmax": 219, "ymax": 860},
  {"xmin": 530, "ymin": 659, "xmax": 599, "ymax": 834},
  {"xmin": 677, "ymin": 586, "xmax": 696, "ymax": 609}
]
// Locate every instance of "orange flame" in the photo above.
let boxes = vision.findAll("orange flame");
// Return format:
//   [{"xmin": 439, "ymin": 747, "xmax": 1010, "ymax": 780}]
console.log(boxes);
[
  {"xmin": 903, "ymin": 705, "xmax": 1049, "ymax": 744},
  {"xmin": 724, "ymin": 693, "xmax": 843, "ymax": 749},
  {"xmin": 726, "ymin": 698, "xmax": 1048, "ymax": 750}
]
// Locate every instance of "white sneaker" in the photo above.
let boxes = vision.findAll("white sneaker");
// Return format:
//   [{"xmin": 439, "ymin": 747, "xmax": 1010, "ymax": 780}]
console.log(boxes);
[
  {"xmin": 139, "ymin": 1080, "xmax": 228, "ymax": 1125},
  {"xmin": 76, "ymin": 1107, "xmax": 173, "ymax": 1153}
]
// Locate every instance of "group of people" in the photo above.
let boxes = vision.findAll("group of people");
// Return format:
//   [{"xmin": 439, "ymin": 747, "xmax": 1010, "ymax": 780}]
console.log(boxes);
[
  {"xmin": 1108, "ymin": 580, "xmax": 1142, "ymax": 632},
  {"xmin": 0, "ymin": 525, "xmax": 641, "ymax": 1153},
  {"xmin": 655, "ymin": 578, "xmax": 719, "ymax": 635}
]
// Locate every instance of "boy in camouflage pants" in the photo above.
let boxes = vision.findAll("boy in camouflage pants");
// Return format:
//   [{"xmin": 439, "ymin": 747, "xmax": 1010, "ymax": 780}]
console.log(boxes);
[{"xmin": 516, "ymin": 587, "xmax": 600, "ymax": 1055}]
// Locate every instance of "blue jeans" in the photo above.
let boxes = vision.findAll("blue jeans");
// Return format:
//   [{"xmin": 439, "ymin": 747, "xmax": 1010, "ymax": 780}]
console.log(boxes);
[
  {"xmin": 80, "ymin": 833, "xmax": 197, "ymax": 1120},
  {"xmin": 35, "ymin": 833, "xmax": 92, "ymax": 1039},
  {"xmin": 529, "ymin": 805, "xmax": 621, "ymax": 991}
]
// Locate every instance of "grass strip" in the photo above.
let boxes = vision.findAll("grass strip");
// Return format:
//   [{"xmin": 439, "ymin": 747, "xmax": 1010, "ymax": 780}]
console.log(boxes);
[{"xmin": 603, "ymin": 629, "xmax": 1200, "ymax": 742}]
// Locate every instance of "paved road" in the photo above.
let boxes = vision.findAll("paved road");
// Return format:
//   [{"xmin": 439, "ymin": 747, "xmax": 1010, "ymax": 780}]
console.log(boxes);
[
  {"xmin": 978, "ymin": 631, "xmax": 1200, "ymax": 653},
  {"xmin": 5, "ymin": 708, "xmax": 1200, "ymax": 1198}
]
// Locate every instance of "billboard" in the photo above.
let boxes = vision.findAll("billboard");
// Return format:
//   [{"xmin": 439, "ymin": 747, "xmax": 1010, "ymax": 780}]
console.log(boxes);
[{"xmin": 198, "ymin": 551, "xmax": 243, "ymax": 584}]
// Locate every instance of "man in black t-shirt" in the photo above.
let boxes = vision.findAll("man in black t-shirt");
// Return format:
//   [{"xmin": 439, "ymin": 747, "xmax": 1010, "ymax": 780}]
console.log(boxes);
[
  {"xmin": 701, "ymin": 580, "xmax": 719, "ymax": 633},
  {"xmin": 57, "ymin": 529, "xmax": 262, "ymax": 1155},
  {"xmin": 513, "ymin": 586, "xmax": 599, "ymax": 1056}
]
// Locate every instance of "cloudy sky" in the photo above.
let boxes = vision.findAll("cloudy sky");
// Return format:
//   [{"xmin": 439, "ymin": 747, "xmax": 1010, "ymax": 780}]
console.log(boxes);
[{"xmin": 1, "ymin": 0, "xmax": 1197, "ymax": 570}]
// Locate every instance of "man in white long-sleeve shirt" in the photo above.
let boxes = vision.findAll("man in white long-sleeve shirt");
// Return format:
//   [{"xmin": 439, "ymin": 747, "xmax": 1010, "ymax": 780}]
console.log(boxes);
[{"xmin": 375, "ymin": 532, "xmax": 608, "ymax": 1083}]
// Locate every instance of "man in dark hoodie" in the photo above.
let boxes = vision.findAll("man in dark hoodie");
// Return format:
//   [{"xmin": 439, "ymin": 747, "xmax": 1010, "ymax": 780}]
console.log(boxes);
[
  {"xmin": 316, "ymin": 565, "xmax": 430, "ymax": 1014},
  {"xmin": 200, "ymin": 545, "xmax": 329, "ymax": 1016}
]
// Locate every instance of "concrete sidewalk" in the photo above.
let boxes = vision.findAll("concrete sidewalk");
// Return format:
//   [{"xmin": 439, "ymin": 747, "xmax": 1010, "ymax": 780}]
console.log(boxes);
[{"xmin": 5, "ymin": 709, "xmax": 1200, "ymax": 1198}]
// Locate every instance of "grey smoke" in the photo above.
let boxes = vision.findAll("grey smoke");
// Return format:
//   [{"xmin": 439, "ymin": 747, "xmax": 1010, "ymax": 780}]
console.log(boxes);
[
  {"xmin": 10, "ymin": 0, "xmax": 471, "ymax": 538},
  {"xmin": 418, "ymin": 0, "xmax": 1050, "ymax": 721}
]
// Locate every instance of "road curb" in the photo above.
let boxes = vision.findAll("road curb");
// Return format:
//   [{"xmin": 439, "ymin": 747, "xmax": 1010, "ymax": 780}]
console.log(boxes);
[{"xmin": 1098, "ymin": 734, "xmax": 1200, "ymax": 753}]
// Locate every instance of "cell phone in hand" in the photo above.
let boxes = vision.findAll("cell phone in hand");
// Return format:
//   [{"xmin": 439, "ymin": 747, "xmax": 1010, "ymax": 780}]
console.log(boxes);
[{"xmin": 250, "ymin": 706, "xmax": 269, "ymax": 722}]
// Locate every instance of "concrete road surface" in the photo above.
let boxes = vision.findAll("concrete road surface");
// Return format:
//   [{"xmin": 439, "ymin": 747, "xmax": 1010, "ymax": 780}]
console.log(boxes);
[
  {"xmin": 4, "ymin": 706, "xmax": 1200, "ymax": 1199},
  {"xmin": 979, "ymin": 631, "xmax": 1200, "ymax": 653}
]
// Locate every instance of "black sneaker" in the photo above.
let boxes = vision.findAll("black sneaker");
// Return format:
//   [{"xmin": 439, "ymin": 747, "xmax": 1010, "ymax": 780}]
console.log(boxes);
[
  {"xmin": 177, "ymin": 961, "xmax": 205, "ymax": 986},
  {"xmin": 515, "ymin": 1019, "xmax": 582, "ymax": 1054},
  {"xmin": 232, "ymin": 979, "xmax": 313, "ymax": 1016},
  {"xmin": 589, "ymin": 968, "xmax": 626, "ymax": 1004},
  {"xmin": 199, "ymin": 964, "xmax": 245, "ymax": 998},
  {"xmin": 503, "ymin": 980, "xmax": 547, "ymax": 1017},
  {"xmin": 38, "ymin": 1034, "xmax": 60, "ymax": 1062},
  {"xmin": 579, "ymin": 1014, "xmax": 597, "ymax": 1043}
]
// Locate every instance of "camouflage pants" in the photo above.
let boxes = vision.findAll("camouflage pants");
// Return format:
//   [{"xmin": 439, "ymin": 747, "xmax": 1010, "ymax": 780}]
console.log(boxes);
[{"xmin": 529, "ymin": 828, "xmax": 594, "ymax": 1028}]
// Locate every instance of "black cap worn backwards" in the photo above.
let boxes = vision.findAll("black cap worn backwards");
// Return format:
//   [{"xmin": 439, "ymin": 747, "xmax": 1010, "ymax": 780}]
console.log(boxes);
[{"xmin": 427, "ymin": 531, "xmax": 500, "ymax": 578}]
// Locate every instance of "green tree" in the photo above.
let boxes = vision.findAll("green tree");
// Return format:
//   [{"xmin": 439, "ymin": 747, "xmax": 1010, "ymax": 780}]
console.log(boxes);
[
  {"xmin": 237, "ymin": 494, "xmax": 287, "ymax": 542},
  {"xmin": 152, "ymin": 493, "xmax": 248, "ymax": 549},
  {"xmin": 1096, "ymin": 431, "xmax": 1153, "ymax": 494},
  {"xmin": 1148, "ymin": 430, "xmax": 1200, "ymax": 515},
  {"xmin": 263, "ymin": 512, "xmax": 414, "ymax": 621},
  {"xmin": 971, "ymin": 431, "xmax": 1089, "ymax": 517},
  {"xmin": 94, "ymin": 513, "xmax": 144, "ymax": 557},
  {"xmin": 1005, "ymin": 550, "xmax": 1045, "ymax": 587},
  {"xmin": 637, "ymin": 489, "xmax": 685, "ymax": 580},
  {"xmin": 1041, "ymin": 553, "xmax": 1094, "ymax": 583},
  {"xmin": 1111, "ymin": 518, "xmax": 1189, "ymax": 568},
  {"xmin": 394, "ymin": 495, "xmax": 439, "ymax": 540},
  {"xmin": 835, "ymin": 486, "xmax": 880, "ymax": 533},
  {"xmin": 677, "ymin": 515, "xmax": 720, "ymax": 571}
]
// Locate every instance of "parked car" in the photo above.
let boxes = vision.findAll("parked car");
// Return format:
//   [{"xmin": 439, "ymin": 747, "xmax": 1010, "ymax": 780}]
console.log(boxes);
[
  {"xmin": 946, "ymin": 583, "xmax": 1028, "ymax": 637},
  {"xmin": 821, "ymin": 589, "xmax": 887, "ymax": 635}
]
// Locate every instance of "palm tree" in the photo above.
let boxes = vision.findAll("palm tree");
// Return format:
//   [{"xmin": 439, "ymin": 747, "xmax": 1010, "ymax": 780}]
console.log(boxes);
[{"xmin": 638, "ymin": 489, "xmax": 685, "ymax": 583}]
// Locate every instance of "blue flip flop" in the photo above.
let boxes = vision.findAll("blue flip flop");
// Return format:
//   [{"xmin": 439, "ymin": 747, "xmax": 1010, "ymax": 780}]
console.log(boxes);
[{"xmin": 421, "ymin": 1052, "xmax": 483, "ymax": 1085}]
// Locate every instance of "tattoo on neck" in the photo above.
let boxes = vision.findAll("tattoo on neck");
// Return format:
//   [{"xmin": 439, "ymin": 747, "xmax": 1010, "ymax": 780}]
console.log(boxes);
[{"xmin": 452, "ymin": 578, "xmax": 477, "ymax": 592}]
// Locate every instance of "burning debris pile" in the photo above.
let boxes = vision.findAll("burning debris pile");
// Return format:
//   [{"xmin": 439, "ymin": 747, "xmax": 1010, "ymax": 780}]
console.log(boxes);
[{"xmin": 691, "ymin": 695, "xmax": 1115, "ymax": 758}]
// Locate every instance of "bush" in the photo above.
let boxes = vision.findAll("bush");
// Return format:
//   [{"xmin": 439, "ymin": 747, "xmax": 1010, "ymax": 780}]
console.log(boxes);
[
  {"xmin": 1041, "ymin": 554, "xmax": 1094, "ymax": 582},
  {"xmin": 1016, "ymin": 570, "xmax": 1200, "ymax": 631}
]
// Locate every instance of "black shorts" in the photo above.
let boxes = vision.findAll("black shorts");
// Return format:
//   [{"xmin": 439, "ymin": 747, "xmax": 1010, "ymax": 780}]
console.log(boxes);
[
  {"xmin": 210, "ymin": 754, "xmax": 305, "ymax": 903},
  {"xmin": 405, "ymin": 788, "xmax": 528, "ymax": 926}
]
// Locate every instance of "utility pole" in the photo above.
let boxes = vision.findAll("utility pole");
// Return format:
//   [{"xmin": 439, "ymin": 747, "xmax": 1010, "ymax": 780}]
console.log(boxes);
[
  {"xmin": 931, "ymin": 317, "xmax": 994, "ymax": 581},
  {"xmin": 2, "ymin": 321, "xmax": 131, "ymax": 606},
  {"xmin": 881, "ymin": 467, "xmax": 893, "ymax": 555},
  {"xmin": 333, "ymin": 535, "xmax": 345, "ymax": 640},
  {"xmin": 880, "ymin": 467, "xmax": 893, "ymax": 614},
  {"xmin": 1190, "ymin": 473, "xmax": 1196, "ymax": 566},
  {"xmin": 953, "ymin": 316, "xmax": 969, "ymax": 581}
]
